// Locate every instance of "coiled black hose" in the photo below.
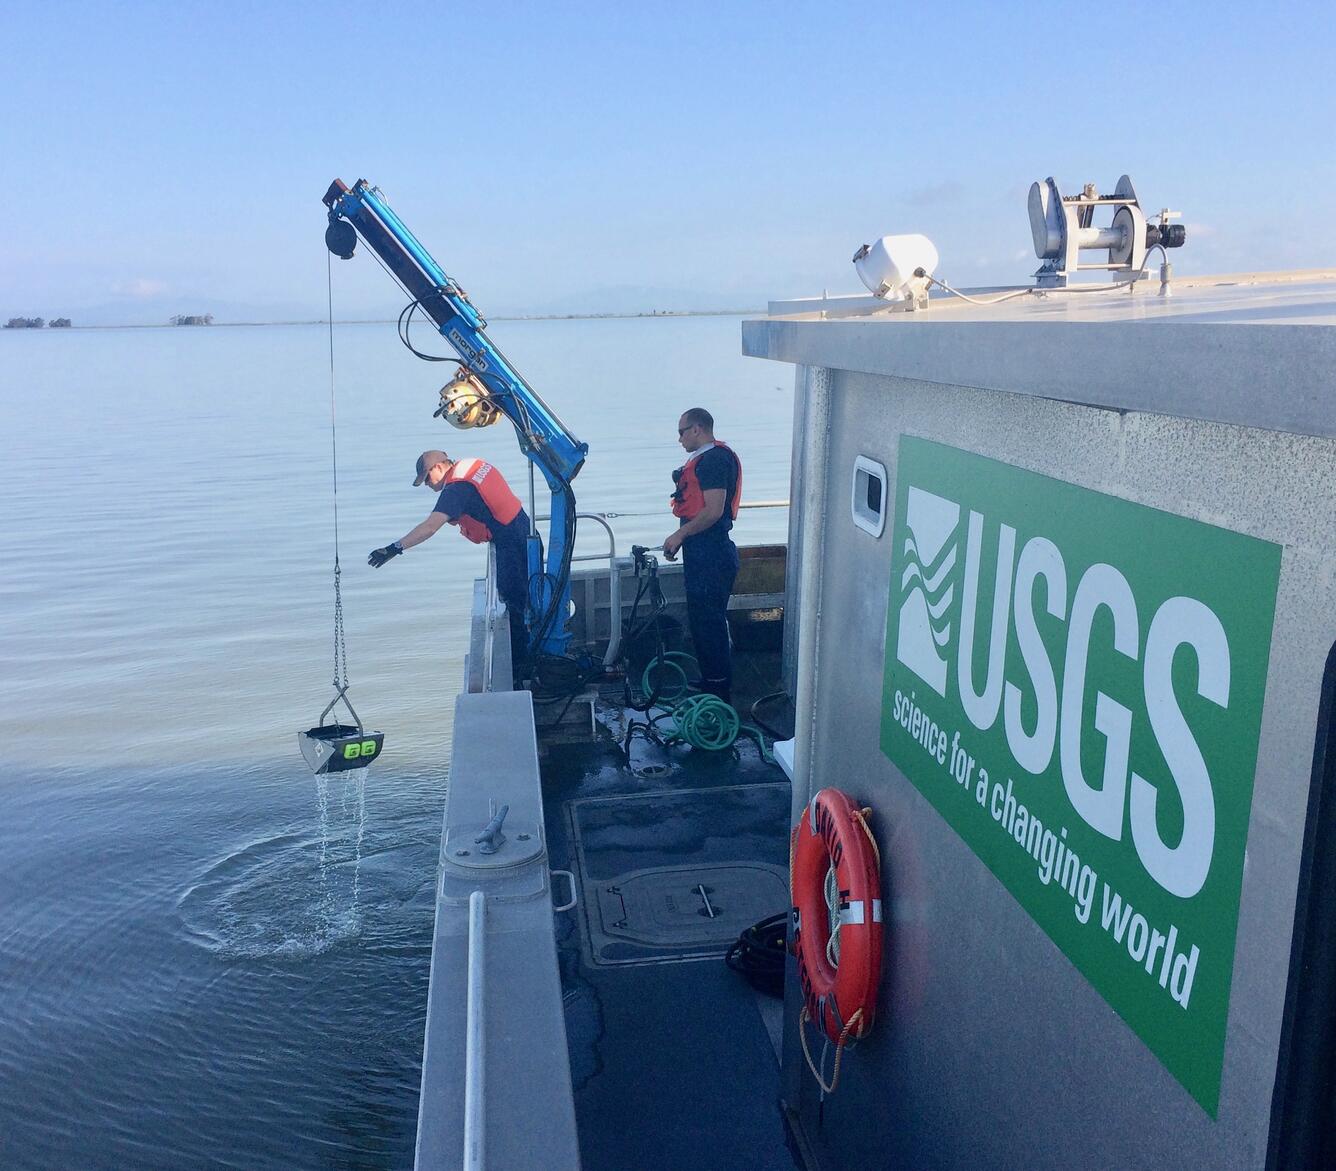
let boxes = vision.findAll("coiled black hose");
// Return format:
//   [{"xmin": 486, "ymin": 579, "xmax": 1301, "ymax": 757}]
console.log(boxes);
[{"xmin": 725, "ymin": 911, "xmax": 789, "ymax": 999}]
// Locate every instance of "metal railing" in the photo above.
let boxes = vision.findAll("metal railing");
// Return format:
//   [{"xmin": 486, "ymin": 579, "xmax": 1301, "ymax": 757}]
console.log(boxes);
[
  {"xmin": 463, "ymin": 889, "xmax": 487, "ymax": 1171},
  {"xmin": 474, "ymin": 502, "xmax": 791, "ymax": 686},
  {"xmin": 575, "ymin": 499, "xmax": 790, "ymax": 520},
  {"xmin": 481, "ymin": 546, "xmax": 500, "ymax": 693},
  {"xmin": 540, "ymin": 503, "xmax": 790, "ymax": 668},
  {"xmin": 569, "ymin": 513, "xmax": 622, "ymax": 666}
]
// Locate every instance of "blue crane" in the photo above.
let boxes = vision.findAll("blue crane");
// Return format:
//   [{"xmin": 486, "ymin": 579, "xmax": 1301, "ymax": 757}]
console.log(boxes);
[{"xmin": 323, "ymin": 178, "xmax": 588, "ymax": 657}]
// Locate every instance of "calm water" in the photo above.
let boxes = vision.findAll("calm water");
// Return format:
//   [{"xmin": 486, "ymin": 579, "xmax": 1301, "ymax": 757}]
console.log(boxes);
[{"xmin": 0, "ymin": 316, "xmax": 793, "ymax": 1168}]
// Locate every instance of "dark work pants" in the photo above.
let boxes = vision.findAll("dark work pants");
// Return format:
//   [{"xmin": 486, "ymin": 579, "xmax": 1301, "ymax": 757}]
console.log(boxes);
[
  {"xmin": 682, "ymin": 528, "xmax": 739, "ymax": 699},
  {"xmin": 494, "ymin": 534, "xmax": 529, "ymax": 667}
]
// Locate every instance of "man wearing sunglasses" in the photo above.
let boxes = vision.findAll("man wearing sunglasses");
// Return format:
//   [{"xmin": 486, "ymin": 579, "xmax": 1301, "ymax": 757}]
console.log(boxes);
[{"xmin": 663, "ymin": 408, "xmax": 743, "ymax": 702}]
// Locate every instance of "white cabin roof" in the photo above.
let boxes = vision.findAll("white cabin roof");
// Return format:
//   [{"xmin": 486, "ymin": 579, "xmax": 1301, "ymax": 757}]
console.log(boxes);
[
  {"xmin": 744, "ymin": 271, "xmax": 1336, "ymax": 442},
  {"xmin": 766, "ymin": 270, "xmax": 1336, "ymax": 327}
]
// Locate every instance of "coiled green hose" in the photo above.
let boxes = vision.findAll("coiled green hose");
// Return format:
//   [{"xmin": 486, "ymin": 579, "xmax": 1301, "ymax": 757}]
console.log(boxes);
[
  {"xmin": 640, "ymin": 652, "xmax": 697, "ymax": 702},
  {"xmin": 670, "ymin": 693, "xmax": 741, "ymax": 750},
  {"xmin": 635, "ymin": 655, "xmax": 779, "ymax": 763}
]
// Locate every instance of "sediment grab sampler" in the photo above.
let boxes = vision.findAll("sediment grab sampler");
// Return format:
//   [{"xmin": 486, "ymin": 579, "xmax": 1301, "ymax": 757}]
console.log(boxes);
[
  {"xmin": 790, "ymin": 787, "xmax": 883, "ymax": 1093},
  {"xmin": 297, "ymin": 253, "xmax": 384, "ymax": 776}
]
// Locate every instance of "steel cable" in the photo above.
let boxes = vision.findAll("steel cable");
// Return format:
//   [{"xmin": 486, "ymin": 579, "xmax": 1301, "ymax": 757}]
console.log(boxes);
[{"xmin": 327, "ymin": 252, "xmax": 350, "ymax": 692}]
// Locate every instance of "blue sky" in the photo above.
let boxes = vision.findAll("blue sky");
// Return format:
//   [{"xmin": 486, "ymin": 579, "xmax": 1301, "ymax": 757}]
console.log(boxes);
[{"xmin": 4, "ymin": 0, "xmax": 1334, "ymax": 322}]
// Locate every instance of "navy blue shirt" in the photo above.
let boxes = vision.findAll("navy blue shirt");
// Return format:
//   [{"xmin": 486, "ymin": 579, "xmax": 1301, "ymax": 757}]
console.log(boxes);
[
  {"xmin": 433, "ymin": 482, "xmax": 528, "ymax": 544},
  {"xmin": 690, "ymin": 446, "xmax": 738, "ymax": 536}
]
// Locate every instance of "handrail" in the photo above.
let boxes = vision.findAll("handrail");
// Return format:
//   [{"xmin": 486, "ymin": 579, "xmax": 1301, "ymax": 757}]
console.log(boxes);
[
  {"xmin": 531, "ymin": 503, "xmax": 789, "ymax": 668},
  {"xmin": 533, "ymin": 511, "xmax": 624, "ymax": 666},
  {"xmin": 463, "ymin": 889, "xmax": 486, "ymax": 1170},
  {"xmin": 563, "ymin": 500, "xmax": 789, "ymax": 521},
  {"xmin": 482, "ymin": 546, "xmax": 499, "ymax": 692},
  {"xmin": 571, "ymin": 513, "xmax": 622, "ymax": 666}
]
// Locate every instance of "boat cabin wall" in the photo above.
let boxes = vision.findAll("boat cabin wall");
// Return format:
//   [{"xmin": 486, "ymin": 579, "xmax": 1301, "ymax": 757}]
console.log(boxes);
[{"xmin": 779, "ymin": 359, "xmax": 1336, "ymax": 1169}]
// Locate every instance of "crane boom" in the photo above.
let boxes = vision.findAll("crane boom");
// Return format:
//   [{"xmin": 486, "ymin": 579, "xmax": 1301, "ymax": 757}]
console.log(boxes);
[{"xmin": 323, "ymin": 178, "xmax": 587, "ymax": 655}]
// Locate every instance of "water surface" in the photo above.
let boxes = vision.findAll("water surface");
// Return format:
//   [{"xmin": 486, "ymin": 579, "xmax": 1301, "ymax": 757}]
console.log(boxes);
[{"xmin": 0, "ymin": 315, "xmax": 793, "ymax": 1168}]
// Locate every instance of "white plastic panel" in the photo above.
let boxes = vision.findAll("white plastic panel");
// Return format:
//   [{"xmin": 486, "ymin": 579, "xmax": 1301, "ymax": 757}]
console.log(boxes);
[{"xmin": 852, "ymin": 455, "xmax": 888, "ymax": 537}]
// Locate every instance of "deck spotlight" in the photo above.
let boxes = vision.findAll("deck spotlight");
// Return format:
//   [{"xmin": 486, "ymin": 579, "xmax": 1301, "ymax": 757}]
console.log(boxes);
[
  {"xmin": 434, "ymin": 371, "xmax": 501, "ymax": 428},
  {"xmin": 853, "ymin": 234, "xmax": 939, "ymax": 309}
]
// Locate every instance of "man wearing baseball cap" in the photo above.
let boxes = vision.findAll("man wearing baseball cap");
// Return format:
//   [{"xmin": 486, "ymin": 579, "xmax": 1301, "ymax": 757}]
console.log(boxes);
[{"xmin": 369, "ymin": 450, "xmax": 532, "ymax": 671}]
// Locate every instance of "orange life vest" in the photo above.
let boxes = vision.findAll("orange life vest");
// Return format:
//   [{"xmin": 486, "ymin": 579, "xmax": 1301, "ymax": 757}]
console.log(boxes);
[
  {"xmin": 670, "ymin": 441, "xmax": 742, "ymax": 522},
  {"xmin": 442, "ymin": 458, "xmax": 523, "ymax": 544}
]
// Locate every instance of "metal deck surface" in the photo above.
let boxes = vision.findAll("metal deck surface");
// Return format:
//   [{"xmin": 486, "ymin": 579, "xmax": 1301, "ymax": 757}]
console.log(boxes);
[{"xmin": 539, "ymin": 680, "xmax": 800, "ymax": 1171}]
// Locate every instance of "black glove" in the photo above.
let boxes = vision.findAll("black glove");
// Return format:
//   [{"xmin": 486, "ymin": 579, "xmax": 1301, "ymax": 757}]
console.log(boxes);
[{"xmin": 368, "ymin": 541, "xmax": 403, "ymax": 568}]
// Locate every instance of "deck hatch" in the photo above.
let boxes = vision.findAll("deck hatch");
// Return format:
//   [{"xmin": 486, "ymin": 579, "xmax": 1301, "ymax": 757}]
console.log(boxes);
[
  {"xmin": 589, "ymin": 863, "xmax": 788, "ymax": 962},
  {"xmin": 568, "ymin": 783, "xmax": 790, "ymax": 967}
]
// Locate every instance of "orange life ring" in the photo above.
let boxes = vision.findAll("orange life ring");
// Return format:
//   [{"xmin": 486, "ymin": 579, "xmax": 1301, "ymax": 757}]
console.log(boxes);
[{"xmin": 790, "ymin": 788, "xmax": 883, "ymax": 1046}]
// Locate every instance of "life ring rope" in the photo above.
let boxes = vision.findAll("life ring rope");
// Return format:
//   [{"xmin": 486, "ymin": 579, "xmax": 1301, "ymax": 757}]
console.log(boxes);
[
  {"xmin": 825, "ymin": 867, "xmax": 841, "ymax": 968},
  {"xmin": 822, "ymin": 808, "xmax": 881, "ymax": 970},
  {"xmin": 798, "ymin": 1004, "xmax": 865, "ymax": 1095},
  {"xmin": 854, "ymin": 804, "xmax": 880, "ymax": 866}
]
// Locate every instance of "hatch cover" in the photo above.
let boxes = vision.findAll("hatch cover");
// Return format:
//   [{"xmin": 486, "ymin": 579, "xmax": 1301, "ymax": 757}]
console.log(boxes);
[
  {"xmin": 568, "ymin": 783, "xmax": 790, "ymax": 967},
  {"xmin": 589, "ymin": 863, "xmax": 788, "ymax": 963}
]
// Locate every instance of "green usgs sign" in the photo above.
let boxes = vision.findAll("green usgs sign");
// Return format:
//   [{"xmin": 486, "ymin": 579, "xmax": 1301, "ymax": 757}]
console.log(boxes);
[{"xmin": 880, "ymin": 436, "xmax": 1281, "ymax": 1115}]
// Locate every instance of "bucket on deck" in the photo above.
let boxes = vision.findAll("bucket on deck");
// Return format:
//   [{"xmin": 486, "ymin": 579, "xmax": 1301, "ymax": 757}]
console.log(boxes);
[{"xmin": 299, "ymin": 687, "xmax": 384, "ymax": 775}]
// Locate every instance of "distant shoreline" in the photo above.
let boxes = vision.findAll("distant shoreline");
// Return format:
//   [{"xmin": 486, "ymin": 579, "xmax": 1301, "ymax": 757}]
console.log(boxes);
[{"xmin": 5, "ymin": 309, "xmax": 765, "ymax": 331}]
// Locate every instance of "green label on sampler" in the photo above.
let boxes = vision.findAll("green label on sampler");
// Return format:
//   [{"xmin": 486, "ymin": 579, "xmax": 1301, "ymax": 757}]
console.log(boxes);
[
  {"xmin": 880, "ymin": 436, "xmax": 1281, "ymax": 1115},
  {"xmin": 342, "ymin": 740, "xmax": 379, "ymax": 760}
]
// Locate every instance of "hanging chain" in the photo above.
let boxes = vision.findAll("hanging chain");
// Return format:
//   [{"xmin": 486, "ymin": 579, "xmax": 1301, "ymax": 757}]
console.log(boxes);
[
  {"xmin": 328, "ymin": 251, "xmax": 350, "ymax": 691},
  {"xmin": 332, "ymin": 564, "xmax": 348, "ymax": 690}
]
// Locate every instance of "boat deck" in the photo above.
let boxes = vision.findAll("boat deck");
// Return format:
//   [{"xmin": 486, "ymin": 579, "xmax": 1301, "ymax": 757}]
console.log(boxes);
[{"xmin": 538, "ymin": 653, "xmax": 801, "ymax": 1170}]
